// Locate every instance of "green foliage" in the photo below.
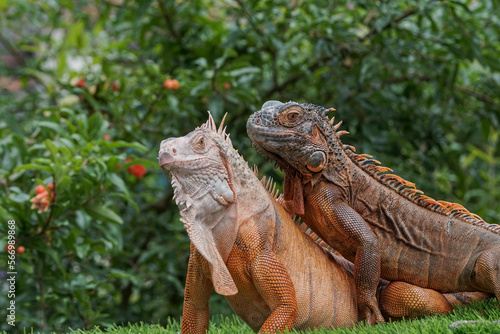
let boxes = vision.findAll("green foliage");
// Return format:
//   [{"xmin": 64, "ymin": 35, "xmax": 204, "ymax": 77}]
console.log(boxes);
[{"xmin": 0, "ymin": 0, "xmax": 499, "ymax": 332}]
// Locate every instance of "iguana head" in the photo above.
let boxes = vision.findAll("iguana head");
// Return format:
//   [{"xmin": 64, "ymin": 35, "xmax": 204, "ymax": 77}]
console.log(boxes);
[
  {"xmin": 247, "ymin": 101, "xmax": 333, "ymax": 175},
  {"xmin": 247, "ymin": 101, "xmax": 343, "ymax": 215},
  {"xmin": 159, "ymin": 114, "xmax": 244, "ymax": 296}
]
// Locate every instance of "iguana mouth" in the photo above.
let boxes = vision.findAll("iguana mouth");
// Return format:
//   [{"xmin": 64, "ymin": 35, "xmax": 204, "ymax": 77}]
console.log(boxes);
[
  {"xmin": 251, "ymin": 140, "xmax": 291, "ymax": 173},
  {"xmin": 159, "ymin": 153, "xmax": 217, "ymax": 170}
]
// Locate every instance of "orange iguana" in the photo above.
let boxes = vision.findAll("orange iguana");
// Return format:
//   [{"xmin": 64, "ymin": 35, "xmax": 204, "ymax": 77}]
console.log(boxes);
[
  {"xmin": 247, "ymin": 101, "xmax": 500, "ymax": 325},
  {"xmin": 158, "ymin": 113, "xmax": 488, "ymax": 333}
]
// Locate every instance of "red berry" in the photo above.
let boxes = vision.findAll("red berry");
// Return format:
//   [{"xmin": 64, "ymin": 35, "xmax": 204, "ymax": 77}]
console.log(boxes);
[
  {"xmin": 17, "ymin": 246, "xmax": 25, "ymax": 254},
  {"xmin": 111, "ymin": 82, "xmax": 119, "ymax": 92},
  {"xmin": 5, "ymin": 244, "xmax": 14, "ymax": 252},
  {"xmin": 103, "ymin": 134, "xmax": 111, "ymax": 140},
  {"xmin": 163, "ymin": 79, "xmax": 180, "ymax": 90},
  {"xmin": 75, "ymin": 78, "xmax": 86, "ymax": 88},
  {"xmin": 223, "ymin": 82, "xmax": 231, "ymax": 89}
]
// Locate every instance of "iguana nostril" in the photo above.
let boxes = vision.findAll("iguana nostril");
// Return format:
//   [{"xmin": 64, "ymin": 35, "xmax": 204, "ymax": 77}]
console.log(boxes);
[
  {"xmin": 256, "ymin": 118, "xmax": 261, "ymax": 125},
  {"xmin": 306, "ymin": 151, "xmax": 326, "ymax": 173},
  {"xmin": 173, "ymin": 148, "xmax": 177, "ymax": 154}
]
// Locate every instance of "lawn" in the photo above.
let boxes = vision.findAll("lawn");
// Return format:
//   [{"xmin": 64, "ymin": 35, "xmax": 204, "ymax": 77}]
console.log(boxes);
[{"xmin": 62, "ymin": 299, "xmax": 499, "ymax": 334}]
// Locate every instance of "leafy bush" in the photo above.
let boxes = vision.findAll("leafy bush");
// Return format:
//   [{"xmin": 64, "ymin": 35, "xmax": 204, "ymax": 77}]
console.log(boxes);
[{"xmin": 0, "ymin": 0, "xmax": 499, "ymax": 332}]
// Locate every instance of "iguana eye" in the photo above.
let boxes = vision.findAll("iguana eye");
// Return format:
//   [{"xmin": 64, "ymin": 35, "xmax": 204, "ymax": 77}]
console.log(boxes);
[
  {"xmin": 287, "ymin": 112, "xmax": 299, "ymax": 121},
  {"xmin": 279, "ymin": 106, "xmax": 303, "ymax": 126},
  {"xmin": 192, "ymin": 134, "xmax": 206, "ymax": 151}
]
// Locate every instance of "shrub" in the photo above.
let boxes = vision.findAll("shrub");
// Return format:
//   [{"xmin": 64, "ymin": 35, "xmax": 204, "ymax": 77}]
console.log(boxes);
[{"xmin": 0, "ymin": 0, "xmax": 499, "ymax": 332}]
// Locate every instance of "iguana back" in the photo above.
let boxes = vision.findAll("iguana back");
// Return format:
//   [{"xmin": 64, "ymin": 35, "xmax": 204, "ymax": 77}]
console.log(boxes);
[{"xmin": 247, "ymin": 101, "xmax": 500, "ymax": 325}]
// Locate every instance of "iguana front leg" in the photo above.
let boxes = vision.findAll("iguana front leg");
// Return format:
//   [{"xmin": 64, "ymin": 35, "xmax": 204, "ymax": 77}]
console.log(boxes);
[
  {"xmin": 181, "ymin": 244, "xmax": 213, "ymax": 334},
  {"xmin": 305, "ymin": 187, "xmax": 384, "ymax": 325},
  {"xmin": 252, "ymin": 248, "xmax": 298, "ymax": 333}
]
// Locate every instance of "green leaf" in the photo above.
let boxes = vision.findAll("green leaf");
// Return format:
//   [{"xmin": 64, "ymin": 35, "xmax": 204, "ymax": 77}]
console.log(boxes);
[
  {"xmin": 21, "ymin": 68, "xmax": 57, "ymax": 91},
  {"xmin": 65, "ymin": 20, "xmax": 85, "ymax": 48},
  {"xmin": 108, "ymin": 173, "xmax": 130, "ymax": 198},
  {"xmin": 208, "ymin": 94, "xmax": 224, "ymax": 120},
  {"xmin": 14, "ymin": 163, "xmax": 53, "ymax": 173},
  {"xmin": 46, "ymin": 248, "xmax": 66, "ymax": 278},
  {"xmin": 105, "ymin": 140, "xmax": 148, "ymax": 152},
  {"xmin": 84, "ymin": 204, "xmax": 123, "ymax": 225},
  {"xmin": 57, "ymin": 175, "xmax": 72, "ymax": 193},
  {"xmin": 37, "ymin": 121, "xmax": 63, "ymax": 133},
  {"xmin": 229, "ymin": 66, "xmax": 261, "ymax": 77},
  {"xmin": 75, "ymin": 243, "xmax": 91, "ymax": 259}
]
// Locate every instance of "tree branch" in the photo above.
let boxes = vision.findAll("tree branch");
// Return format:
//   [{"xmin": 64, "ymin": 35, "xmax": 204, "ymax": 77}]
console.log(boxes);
[
  {"xmin": 360, "ymin": 7, "xmax": 418, "ymax": 42},
  {"xmin": 456, "ymin": 86, "xmax": 500, "ymax": 108},
  {"xmin": 158, "ymin": 2, "xmax": 181, "ymax": 42}
]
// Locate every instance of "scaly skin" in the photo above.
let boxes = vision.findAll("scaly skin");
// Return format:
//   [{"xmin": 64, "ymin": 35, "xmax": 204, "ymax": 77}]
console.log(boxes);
[
  {"xmin": 159, "ymin": 114, "xmax": 490, "ymax": 333},
  {"xmin": 247, "ymin": 101, "xmax": 500, "ymax": 325}
]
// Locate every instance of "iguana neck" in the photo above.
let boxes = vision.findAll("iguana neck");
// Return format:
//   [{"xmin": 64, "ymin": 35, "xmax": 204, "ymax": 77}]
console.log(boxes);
[{"xmin": 176, "ymin": 178, "xmax": 234, "ymax": 260}]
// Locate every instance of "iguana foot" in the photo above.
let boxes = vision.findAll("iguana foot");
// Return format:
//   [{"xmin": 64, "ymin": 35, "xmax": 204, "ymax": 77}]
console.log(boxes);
[{"xmin": 360, "ymin": 302, "xmax": 385, "ymax": 325}]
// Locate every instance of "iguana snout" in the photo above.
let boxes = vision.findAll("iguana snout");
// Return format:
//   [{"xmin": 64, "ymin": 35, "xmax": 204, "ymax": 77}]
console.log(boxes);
[
  {"xmin": 158, "ymin": 138, "xmax": 181, "ymax": 167},
  {"xmin": 158, "ymin": 136, "xmax": 201, "ymax": 169}
]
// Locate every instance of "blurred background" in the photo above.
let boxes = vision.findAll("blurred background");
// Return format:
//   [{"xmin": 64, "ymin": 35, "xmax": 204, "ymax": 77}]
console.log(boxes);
[{"xmin": 0, "ymin": 0, "xmax": 499, "ymax": 332}]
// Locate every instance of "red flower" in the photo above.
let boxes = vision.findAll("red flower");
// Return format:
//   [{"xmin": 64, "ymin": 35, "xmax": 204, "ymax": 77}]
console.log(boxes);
[
  {"xmin": 35, "ymin": 184, "xmax": 46, "ymax": 194},
  {"xmin": 74, "ymin": 78, "xmax": 86, "ymax": 88},
  {"xmin": 111, "ymin": 82, "xmax": 119, "ymax": 92},
  {"xmin": 30, "ymin": 182, "xmax": 54, "ymax": 213},
  {"xmin": 128, "ymin": 164, "xmax": 147, "ymax": 178}
]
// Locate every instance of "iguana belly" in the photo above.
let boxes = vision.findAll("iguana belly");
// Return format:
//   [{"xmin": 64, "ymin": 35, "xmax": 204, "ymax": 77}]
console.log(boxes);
[{"xmin": 278, "ymin": 228, "xmax": 358, "ymax": 329}]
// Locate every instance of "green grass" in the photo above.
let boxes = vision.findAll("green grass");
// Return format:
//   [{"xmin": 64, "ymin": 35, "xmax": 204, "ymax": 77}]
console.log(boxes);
[{"xmin": 12, "ymin": 299, "xmax": 500, "ymax": 334}]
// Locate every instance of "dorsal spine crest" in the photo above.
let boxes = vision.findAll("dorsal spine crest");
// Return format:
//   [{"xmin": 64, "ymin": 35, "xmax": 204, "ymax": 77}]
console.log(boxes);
[{"xmin": 318, "ymin": 109, "xmax": 500, "ymax": 235}]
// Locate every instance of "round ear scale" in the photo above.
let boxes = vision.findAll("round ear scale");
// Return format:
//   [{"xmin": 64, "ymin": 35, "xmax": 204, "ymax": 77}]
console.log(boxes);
[{"xmin": 306, "ymin": 151, "xmax": 327, "ymax": 173}]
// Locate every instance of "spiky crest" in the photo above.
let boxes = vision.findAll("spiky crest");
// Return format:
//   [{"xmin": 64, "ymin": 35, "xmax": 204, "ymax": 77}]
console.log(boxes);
[
  {"xmin": 260, "ymin": 175, "xmax": 280, "ymax": 200},
  {"xmin": 311, "ymin": 108, "xmax": 500, "ymax": 235},
  {"xmin": 252, "ymin": 165, "xmax": 259, "ymax": 177},
  {"xmin": 199, "ymin": 111, "xmax": 233, "ymax": 146}
]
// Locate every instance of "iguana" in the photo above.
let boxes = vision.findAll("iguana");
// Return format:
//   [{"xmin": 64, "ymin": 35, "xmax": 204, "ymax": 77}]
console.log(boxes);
[
  {"xmin": 158, "ymin": 113, "xmax": 489, "ymax": 333},
  {"xmin": 247, "ymin": 101, "xmax": 500, "ymax": 325}
]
